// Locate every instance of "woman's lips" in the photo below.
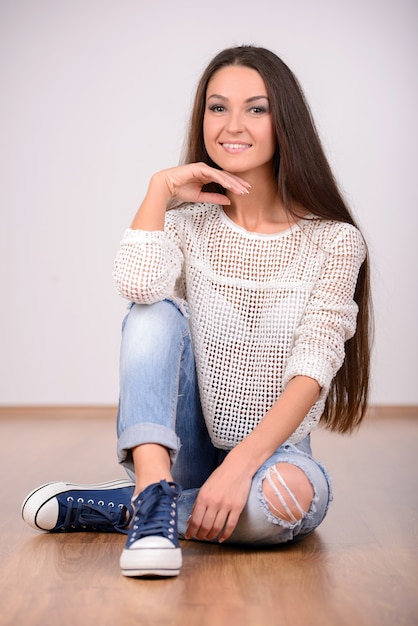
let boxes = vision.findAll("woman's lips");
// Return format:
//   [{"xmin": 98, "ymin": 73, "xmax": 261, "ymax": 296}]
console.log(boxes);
[{"xmin": 220, "ymin": 143, "xmax": 252, "ymax": 154}]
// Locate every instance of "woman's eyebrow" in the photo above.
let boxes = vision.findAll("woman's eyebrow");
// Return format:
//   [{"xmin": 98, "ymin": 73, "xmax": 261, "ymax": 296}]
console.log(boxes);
[{"xmin": 206, "ymin": 94, "xmax": 269, "ymax": 103}]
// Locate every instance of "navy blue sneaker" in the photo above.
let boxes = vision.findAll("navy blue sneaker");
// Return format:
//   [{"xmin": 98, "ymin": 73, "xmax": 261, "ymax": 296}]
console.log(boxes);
[
  {"xmin": 21, "ymin": 480, "xmax": 134, "ymax": 533},
  {"xmin": 120, "ymin": 480, "xmax": 182, "ymax": 577}
]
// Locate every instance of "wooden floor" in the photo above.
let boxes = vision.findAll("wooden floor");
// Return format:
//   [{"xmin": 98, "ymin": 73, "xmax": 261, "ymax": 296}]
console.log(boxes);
[{"xmin": 0, "ymin": 408, "xmax": 417, "ymax": 626}]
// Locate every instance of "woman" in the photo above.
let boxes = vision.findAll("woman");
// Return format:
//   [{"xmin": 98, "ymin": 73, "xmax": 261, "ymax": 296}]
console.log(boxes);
[{"xmin": 22, "ymin": 45, "xmax": 371, "ymax": 578}]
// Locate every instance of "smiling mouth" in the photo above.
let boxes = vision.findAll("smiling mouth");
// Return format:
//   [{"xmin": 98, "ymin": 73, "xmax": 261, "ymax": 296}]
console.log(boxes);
[
  {"xmin": 220, "ymin": 143, "xmax": 252, "ymax": 152},
  {"xmin": 221, "ymin": 143, "xmax": 251, "ymax": 148}
]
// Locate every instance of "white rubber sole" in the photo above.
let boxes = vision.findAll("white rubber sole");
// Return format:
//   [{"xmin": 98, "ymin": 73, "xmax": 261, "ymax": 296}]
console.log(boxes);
[
  {"xmin": 21, "ymin": 479, "xmax": 135, "ymax": 530},
  {"xmin": 120, "ymin": 545, "xmax": 182, "ymax": 578}
]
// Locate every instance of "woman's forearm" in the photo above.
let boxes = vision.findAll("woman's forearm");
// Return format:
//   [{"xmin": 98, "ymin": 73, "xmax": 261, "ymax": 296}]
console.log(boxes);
[
  {"xmin": 130, "ymin": 174, "xmax": 170, "ymax": 231},
  {"xmin": 227, "ymin": 375, "xmax": 321, "ymax": 476}
]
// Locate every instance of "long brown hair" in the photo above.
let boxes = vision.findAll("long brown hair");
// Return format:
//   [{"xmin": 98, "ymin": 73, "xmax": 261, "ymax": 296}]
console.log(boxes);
[{"xmin": 183, "ymin": 45, "xmax": 372, "ymax": 433}]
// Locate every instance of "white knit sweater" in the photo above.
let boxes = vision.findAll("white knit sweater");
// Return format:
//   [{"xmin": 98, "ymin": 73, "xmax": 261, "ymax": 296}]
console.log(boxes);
[{"xmin": 114, "ymin": 203, "xmax": 366, "ymax": 448}]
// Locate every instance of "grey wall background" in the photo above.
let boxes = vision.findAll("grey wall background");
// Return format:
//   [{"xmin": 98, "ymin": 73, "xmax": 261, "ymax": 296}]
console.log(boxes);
[{"xmin": 1, "ymin": 0, "xmax": 417, "ymax": 405}]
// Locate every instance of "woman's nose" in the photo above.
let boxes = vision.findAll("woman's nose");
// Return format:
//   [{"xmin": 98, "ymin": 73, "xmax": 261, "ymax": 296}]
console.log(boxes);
[{"xmin": 225, "ymin": 111, "xmax": 245, "ymax": 133}]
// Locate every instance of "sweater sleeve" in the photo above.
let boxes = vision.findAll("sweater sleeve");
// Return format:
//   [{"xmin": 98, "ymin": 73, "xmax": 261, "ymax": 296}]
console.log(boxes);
[
  {"xmin": 283, "ymin": 222, "xmax": 367, "ymax": 394},
  {"xmin": 113, "ymin": 211, "xmax": 184, "ymax": 304}
]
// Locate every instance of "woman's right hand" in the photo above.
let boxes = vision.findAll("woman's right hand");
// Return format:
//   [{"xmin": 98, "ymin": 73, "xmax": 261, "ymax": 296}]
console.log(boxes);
[
  {"xmin": 131, "ymin": 162, "xmax": 250, "ymax": 231},
  {"xmin": 152, "ymin": 162, "xmax": 251, "ymax": 206}
]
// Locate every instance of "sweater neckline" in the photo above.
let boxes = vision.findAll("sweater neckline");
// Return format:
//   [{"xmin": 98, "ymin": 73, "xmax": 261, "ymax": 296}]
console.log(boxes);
[{"xmin": 218, "ymin": 206, "xmax": 314, "ymax": 240}]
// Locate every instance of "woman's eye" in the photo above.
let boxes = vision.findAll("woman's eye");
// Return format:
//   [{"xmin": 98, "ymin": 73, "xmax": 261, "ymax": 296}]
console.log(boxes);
[
  {"xmin": 208, "ymin": 104, "xmax": 225, "ymax": 113},
  {"xmin": 250, "ymin": 106, "xmax": 267, "ymax": 114}
]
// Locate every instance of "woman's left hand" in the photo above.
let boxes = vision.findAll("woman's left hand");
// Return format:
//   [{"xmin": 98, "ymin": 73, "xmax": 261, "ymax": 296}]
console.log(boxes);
[{"xmin": 184, "ymin": 452, "xmax": 253, "ymax": 543}]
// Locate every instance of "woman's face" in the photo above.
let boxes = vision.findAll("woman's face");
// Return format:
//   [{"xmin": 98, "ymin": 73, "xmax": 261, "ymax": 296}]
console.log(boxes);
[{"xmin": 203, "ymin": 65, "xmax": 276, "ymax": 176}]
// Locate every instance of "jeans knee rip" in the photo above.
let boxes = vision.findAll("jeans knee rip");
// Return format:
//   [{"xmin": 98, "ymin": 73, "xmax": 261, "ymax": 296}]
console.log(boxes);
[{"xmin": 257, "ymin": 463, "xmax": 319, "ymax": 530}]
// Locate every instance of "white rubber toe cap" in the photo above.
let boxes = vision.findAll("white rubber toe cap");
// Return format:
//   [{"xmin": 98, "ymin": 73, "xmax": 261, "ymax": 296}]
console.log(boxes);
[
  {"xmin": 34, "ymin": 499, "xmax": 59, "ymax": 530},
  {"xmin": 129, "ymin": 536, "xmax": 176, "ymax": 550}
]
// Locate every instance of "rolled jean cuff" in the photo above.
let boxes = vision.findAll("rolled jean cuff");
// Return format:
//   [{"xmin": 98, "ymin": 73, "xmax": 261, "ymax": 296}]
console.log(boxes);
[{"xmin": 117, "ymin": 423, "xmax": 180, "ymax": 475}]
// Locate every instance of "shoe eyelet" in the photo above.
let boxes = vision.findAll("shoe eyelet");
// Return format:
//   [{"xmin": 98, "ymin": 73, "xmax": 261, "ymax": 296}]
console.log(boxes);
[
  {"xmin": 118, "ymin": 504, "xmax": 124, "ymax": 509},
  {"xmin": 88, "ymin": 499, "xmax": 94, "ymax": 504},
  {"xmin": 67, "ymin": 496, "xmax": 73, "ymax": 502},
  {"xmin": 98, "ymin": 500, "xmax": 104, "ymax": 506},
  {"xmin": 77, "ymin": 498, "xmax": 84, "ymax": 503},
  {"xmin": 108, "ymin": 502, "xmax": 114, "ymax": 508}
]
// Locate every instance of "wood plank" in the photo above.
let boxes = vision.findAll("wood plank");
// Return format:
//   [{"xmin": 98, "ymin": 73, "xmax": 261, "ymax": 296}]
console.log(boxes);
[
  {"xmin": 0, "ymin": 405, "xmax": 118, "ymax": 420},
  {"xmin": 0, "ymin": 404, "xmax": 417, "ymax": 420}
]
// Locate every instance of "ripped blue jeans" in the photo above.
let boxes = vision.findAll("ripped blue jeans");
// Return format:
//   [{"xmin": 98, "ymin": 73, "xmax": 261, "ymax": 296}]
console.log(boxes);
[{"xmin": 117, "ymin": 300, "xmax": 332, "ymax": 545}]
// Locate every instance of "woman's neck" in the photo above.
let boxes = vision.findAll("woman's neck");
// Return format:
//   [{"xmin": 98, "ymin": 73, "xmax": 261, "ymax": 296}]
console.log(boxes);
[{"xmin": 224, "ymin": 168, "xmax": 297, "ymax": 234}]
